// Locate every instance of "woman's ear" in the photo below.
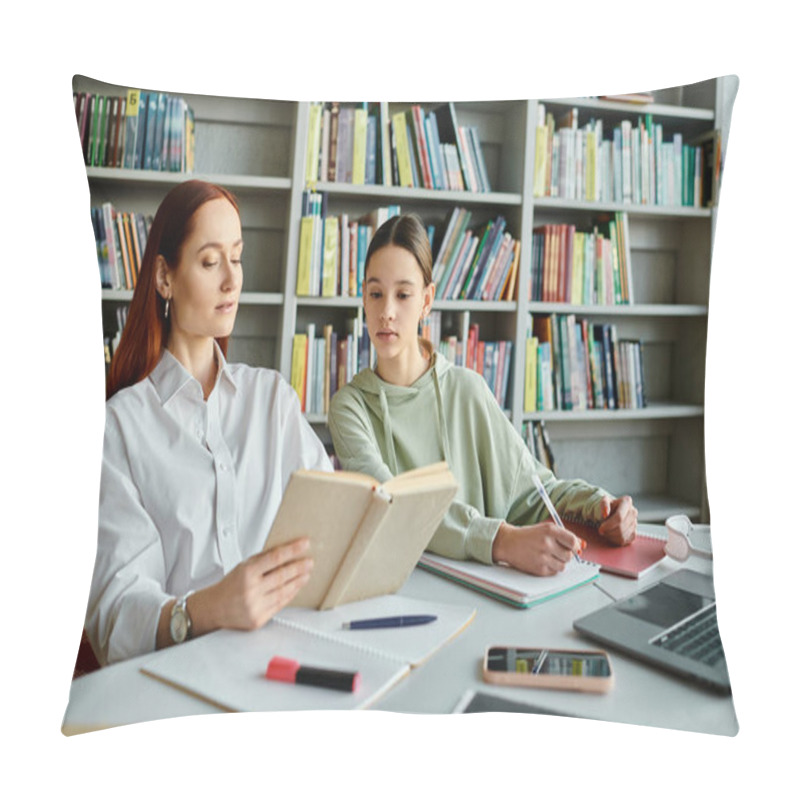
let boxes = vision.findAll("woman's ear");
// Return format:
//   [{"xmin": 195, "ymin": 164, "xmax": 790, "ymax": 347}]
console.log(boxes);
[{"xmin": 155, "ymin": 255, "xmax": 170, "ymax": 299}]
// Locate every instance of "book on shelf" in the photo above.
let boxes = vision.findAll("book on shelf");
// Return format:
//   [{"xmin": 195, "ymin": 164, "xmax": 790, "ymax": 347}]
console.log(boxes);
[
  {"xmin": 91, "ymin": 202, "xmax": 153, "ymax": 290},
  {"xmin": 295, "ymin": 192, "xmax": 400, "ymax": 298},
  {"xmin": 304, "ymin": 101, "xmax": 491, "ymax": 193},
  {"xmin": 103, "ymin": 305, "xmax": 129, "ymax": 368},
  {"xmin": 417, "ymin": 551, "xmax": 599, "ymax": 608},
  {"xmin": 598, "ymin": 92, "xmax": 656, "ymax": 105},
  {"xmin": 290, "ymin": 312, "xmax": 373, "ymax": 413},
  {"xmin": 264, "ymin": 462, "xmax": 458, "ymax": 610},
  {"xmin": 522, "ymin": 419, "xmax": 556, "ymax": 472},
  {"xmin": 74, "ymin": 88, "xmax": 194, "ymax": 173},
  {"xmin": 430, "ymin": 209, "xmax": 519, "ymax": 302},
  {"xmin": 530, "ymin": 212, "xmax": 633, "ymax": 305},
  {"xmin": 139, "ymin": 593, "xmax": 476, "ymax": 713},
  {"xmin": 525, "ymin": 314, "xmax": 646, "ymax": 412},
  {"xmin": 420, "ymin": 311, "xmax": 513, "ymax": 410},
  {"xmin": 533, "ymin": 103, "xmax": 707, "ymax": 207}
]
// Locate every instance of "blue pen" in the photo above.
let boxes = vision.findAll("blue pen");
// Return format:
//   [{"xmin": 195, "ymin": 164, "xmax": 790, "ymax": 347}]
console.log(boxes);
[{"xmin": 342, "ymin": 615, "xmax": 437, "ymax": 630}]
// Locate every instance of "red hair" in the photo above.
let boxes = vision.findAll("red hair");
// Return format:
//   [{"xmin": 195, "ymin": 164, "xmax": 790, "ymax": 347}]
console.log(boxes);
[{"xmin": 106, "ymin": 180, "xmax": 240, "ymax": 399}]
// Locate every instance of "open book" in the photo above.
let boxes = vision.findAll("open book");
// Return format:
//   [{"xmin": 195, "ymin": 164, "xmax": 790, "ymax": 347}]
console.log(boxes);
[
  {"xmin": 140, "ymin": 594, "xmax": 476, "ymax": 712},
  {"xmin": 264, "ymin": 462, "xmax": 458, "ymax": 610}
]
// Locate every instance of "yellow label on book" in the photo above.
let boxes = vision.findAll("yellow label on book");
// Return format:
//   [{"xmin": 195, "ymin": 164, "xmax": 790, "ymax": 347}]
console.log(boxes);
[{"xmin": 126, "ymin": 89, "xmax": 141, "ymax": 116}]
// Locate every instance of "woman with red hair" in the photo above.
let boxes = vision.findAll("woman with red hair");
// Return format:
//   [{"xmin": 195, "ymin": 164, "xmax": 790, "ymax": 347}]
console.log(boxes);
[{"xmin": 86, "ymin": 180, "xmax": 331, "ymax": 666}]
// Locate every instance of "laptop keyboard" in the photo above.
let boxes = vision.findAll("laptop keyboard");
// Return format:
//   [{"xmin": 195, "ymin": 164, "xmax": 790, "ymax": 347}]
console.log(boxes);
[{"xmin": 651, "ymin": 603, "xmax": 723, "ymax": 666}]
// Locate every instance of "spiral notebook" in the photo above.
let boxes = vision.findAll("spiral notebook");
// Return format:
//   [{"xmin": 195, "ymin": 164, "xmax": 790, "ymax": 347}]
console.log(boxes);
[
  {"xmin": 140, "ymin": 594, "xmax": 476, "ymax": 712},
  {"xmin": 416, "ymin": 553, "xmax": 599, "ymax": 608},
  {"xmin": 565, "ymin": 520, "xmax": 667, "ymax": 579}
]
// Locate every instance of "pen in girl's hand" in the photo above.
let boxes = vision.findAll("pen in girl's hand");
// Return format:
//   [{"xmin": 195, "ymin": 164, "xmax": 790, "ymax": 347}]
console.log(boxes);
[{"xmin": 531, "ymin": 473, "xmax": 586, "ymax": 564}]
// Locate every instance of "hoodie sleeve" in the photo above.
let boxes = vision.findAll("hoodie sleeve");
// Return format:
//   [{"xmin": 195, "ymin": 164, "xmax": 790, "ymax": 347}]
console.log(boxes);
[
  {"xmin": 328, "ymin": 386, "xmax": 395, "ymax": 484},
  {"xmin": 477, "ymin": 381, "xmax": 610, "ymax": 529}
]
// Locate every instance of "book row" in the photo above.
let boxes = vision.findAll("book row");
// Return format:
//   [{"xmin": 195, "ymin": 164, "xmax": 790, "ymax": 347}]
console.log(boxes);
[
  {"xmin": 295, "ymin": 192, "xmax": 406, "ymax": 297},
  {"xmin": 295, "ymin": 195, "xmax": 521, "ymax": 303},
  {"xmin": 533, "ymin": 105, "xmax": 709, "ymax": 207},
  {"xmin": 525, "ymin": 314, "xmax": 646, "ymax": 412},
  {"xmin": 530, "ymin": 213, "xmax": 633, "ymax": 305},
  {"xmin": 432, "ymin": 208, "xmax": 520, "ymax": 302},
  {"xmin": 291, "ymin": 319, "xmax": 372, "ymax": 415},
  {"xmin": 290, "ymin": 311, "xmax": 514, "ymax": 415},
  {"xmin": 91, "ymin": 203, "xmax": 154, "ymax": 290},
  {"xmin": 522, "ymin": 420, "xmax": 556, "ymax": 472},
  {"xmin": 103, "ymin": 306, "xmax": 129, "ymax": 368},
  {"xmin": 305, "ymin": 101, "xmax": 492, "ymax": 193},
  {"xmin": 420, "ymin": 310, "xmax": 513, "ymax": 409},
  {"xmin": 74, "ymin": 89, "xmax": 196, "ymax": 172}
]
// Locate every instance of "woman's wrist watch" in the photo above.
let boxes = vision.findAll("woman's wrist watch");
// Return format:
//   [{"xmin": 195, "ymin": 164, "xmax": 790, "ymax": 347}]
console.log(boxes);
[{"xmin": 169, "ymin": 590, "xmax": 196, "ymax": 644}]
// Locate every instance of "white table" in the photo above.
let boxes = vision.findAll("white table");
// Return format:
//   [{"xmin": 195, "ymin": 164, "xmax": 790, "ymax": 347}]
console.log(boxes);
[{"xmin": 62, "ymin": 524, "xmax": 738, "ymax": 736}]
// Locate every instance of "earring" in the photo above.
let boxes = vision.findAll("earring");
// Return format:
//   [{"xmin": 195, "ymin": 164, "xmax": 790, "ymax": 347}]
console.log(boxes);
[{"xmin": 164, "ymin": 298, "xmax": 170, "ymax": 319}]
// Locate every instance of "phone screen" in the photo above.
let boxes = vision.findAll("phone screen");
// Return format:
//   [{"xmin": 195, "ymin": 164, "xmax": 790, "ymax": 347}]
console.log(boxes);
[{"xmin": 486, "ymin": 647, "xmax": 611, "ymax": 677}]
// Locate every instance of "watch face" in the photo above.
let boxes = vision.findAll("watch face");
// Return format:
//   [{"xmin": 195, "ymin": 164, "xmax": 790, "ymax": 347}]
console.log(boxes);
[{"xmin": 170, "ymin": 609, "xmax": 188, "ymax": 643}]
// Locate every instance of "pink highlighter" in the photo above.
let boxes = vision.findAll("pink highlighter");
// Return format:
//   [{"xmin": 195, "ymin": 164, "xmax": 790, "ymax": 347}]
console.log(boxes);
[{"xmin": 266, "ymin": 656, "xmax": 361, "ymax": 693}]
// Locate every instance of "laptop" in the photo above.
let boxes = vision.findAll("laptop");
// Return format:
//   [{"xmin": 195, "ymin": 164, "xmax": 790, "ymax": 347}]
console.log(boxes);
[{"xmin": 573, "ymin": 568, "xmax": 731, "ymax": 693}]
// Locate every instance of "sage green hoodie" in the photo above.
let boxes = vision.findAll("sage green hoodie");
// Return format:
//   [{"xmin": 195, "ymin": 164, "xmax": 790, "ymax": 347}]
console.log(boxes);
[{"xmin": 328, "ymin": 350, "xmax": 610, "ymax": 565}]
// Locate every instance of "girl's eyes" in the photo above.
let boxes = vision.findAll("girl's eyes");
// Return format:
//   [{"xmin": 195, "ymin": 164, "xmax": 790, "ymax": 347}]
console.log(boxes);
[{"xmin": 368, "ymin": 291, "xmax": 411, "ymax": 300}]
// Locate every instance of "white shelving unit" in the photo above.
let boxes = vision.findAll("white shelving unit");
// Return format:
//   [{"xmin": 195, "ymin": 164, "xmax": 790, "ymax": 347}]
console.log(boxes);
[{"xmin": 78, "ymin": 75, "xmax": 737, "ymax": 525}]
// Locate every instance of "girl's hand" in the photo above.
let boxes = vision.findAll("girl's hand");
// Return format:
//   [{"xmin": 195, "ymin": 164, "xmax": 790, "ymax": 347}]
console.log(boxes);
[
  {"xmin": 492, "ymin": 521, "xmax": 586, "ymax": 576},
  {"xmin": 597, "ymin": 496, "xmax": 638, "ymax": 546}
]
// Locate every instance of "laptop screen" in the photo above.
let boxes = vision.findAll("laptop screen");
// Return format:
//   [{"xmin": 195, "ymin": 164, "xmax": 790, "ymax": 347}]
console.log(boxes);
[{"xmin": 617, "ymin": 582, "xmax": 713, "ymax": 630}]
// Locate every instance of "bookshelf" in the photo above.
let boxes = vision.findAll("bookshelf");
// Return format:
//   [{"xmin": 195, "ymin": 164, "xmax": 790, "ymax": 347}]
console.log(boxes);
[
  {"xmin": 77, "ymin": 75, "xmax": 300, "ymax": 372},
  {"xmin": 77, "ymin": 76, "xmax": 737, "ymax": 525}
]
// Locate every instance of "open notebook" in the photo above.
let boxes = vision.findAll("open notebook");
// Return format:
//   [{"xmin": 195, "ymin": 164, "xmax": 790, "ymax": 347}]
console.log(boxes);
[
  {"xmin": 141, "ymin": 594, "xmax": 476, "ymax": 712},
  {"xmin": 417, "ymin": 553, "xmax": 599, "ymax": 608}
]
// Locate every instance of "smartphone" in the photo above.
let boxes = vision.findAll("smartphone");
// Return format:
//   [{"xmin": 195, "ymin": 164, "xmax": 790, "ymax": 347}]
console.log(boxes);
[{"xmin": 483, "ymin": 645, "xmax": 613, "ymax": 693}]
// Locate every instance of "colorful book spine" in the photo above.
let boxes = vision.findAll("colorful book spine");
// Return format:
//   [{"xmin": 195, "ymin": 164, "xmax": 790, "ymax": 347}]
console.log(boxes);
[
  {"xmin": 534, "ymin": 105, "xmax": 706, "ymax": 208},
  {"xmin": 76, "ymin": 88, "xmax": 194, "ymax": 173},
  {"xmin": 524, "ymin": 314, "xmax": 646, "ymax": 412}
]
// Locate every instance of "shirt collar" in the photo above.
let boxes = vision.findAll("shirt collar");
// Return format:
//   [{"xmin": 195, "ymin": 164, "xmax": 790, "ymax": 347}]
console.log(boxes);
[{"xmin": 149, "ymin": 341, "xmax": 237, "ymax": 405}]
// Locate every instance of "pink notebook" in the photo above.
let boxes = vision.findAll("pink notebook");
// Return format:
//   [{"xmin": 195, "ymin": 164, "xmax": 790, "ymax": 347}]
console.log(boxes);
[{"xmin": 566, "ymin": 521, "xmax": 666, "ymax": 579}]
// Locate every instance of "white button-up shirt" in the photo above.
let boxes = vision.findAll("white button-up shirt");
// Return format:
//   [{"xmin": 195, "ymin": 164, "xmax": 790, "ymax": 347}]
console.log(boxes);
[{"xmin": 86, "ymin": 346, "xmax": 332, "ymax": 665}]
